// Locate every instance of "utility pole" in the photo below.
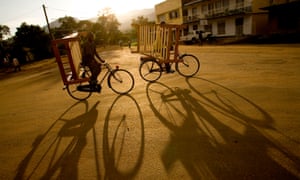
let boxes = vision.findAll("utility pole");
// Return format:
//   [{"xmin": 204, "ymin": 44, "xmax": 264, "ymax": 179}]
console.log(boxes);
[{"xmin": 43, "ymin": 4, "xmax": 54, "ymax": 40}]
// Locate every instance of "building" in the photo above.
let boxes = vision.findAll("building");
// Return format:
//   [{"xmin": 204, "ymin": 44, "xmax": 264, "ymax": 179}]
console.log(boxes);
[
  {"xmin": 261, "ymin": 0, "xmax": 300, "ymax": 40},
  {"xmin": 183, "ymin": 0, "xmax": 270, "ymax": 43},
  {"xmin": 155, "ymin": 0, "xmax": 273, "ymax": 43},
  {"xmin": 155, "ymin": 0, "xmax": 184, "ymax": 24}
]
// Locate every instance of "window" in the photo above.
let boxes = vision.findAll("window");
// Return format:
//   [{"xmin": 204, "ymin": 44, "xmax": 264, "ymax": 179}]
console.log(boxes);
[
  {"xmin": 217, "ymin": 21, "xmax": 226, "ymax": 34},
  {"xmin": 169, "ymin": 9, "xmax": 179, "ymax": 20},
  {"xmin": 192, "ymin": 7, "xmax": 197, "ymax": 16},
  {"xmin": 208, "ymin": 3, "xmax": 213, "ymax": 14},
  {"xmin": 158, "ymin": 14, "xmax": 166, "ymax": 22},
  {"xmin": 202, "ymin": 5, "xmax": 208, "ymax": 15},
  {"xmin": 204, "ymin": 24, "xmax": 212, "ymax": 32},
  {"xmin": 223, "ymin": 0, "xmax": 229, "ymax": 9},
  {"xmin": 235, "ymin": 18, "xmax": 243, "ymax": 36},
  {"xmin": 183, "ymin": 9, "xmax": 188, "ymax": 16},
  {"xmin": 236, "ymin": 0, "xmax": 244, "ymax": 8},
  {"xmin": 193, "ymin": 24, "xmax": 198, "ymax": 30},
  {"xmin": 215, "ymin": 0, "xmax": 222, "ymax": 9}
]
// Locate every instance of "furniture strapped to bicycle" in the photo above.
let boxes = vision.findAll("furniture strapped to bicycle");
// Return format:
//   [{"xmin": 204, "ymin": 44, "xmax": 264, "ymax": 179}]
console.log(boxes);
[
  {"xmin": 52, "ymin": 35, "xmax": 134, "ymax": 100},
  {"xmin": 52, "ymin": 36, "xmax": 89, "ymax": 86},
  {"xmin": 134, "ymin": 23, "xmax": 200, "ymax": 82},
  {"xmin": 134, "ymin": 23, "xmax": 183, "ymax": 63}
]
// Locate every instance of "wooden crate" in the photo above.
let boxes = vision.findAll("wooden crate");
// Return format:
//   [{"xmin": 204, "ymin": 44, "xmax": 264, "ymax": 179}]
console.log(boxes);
[{"xmin": 135, "ymin": 24, "xmax": 183, "ymax": 63}]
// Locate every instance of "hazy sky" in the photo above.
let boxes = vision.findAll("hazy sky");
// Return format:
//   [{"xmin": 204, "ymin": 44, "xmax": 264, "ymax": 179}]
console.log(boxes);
[{"xmin": 0, "ymin": 0, "xmax": 163, "ymax": 36}]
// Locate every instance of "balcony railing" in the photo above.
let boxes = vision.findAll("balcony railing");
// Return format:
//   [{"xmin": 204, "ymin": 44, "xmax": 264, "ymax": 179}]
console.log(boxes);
[
  {"xmin": 183, "ymin": 15, "xmax": 201, "ymax": 23},
  {"xmin": 205, "ymin": 6, "xmax": 252, "ymax": 18}
]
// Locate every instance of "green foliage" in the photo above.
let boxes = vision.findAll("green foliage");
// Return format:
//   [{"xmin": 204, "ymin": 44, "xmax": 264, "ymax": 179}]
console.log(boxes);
[
  {"xmin": 0, "ymin": 25, "xmax": 10, "ymax": 40},
  {"xmin": 0, "ymin": 12, "xmax": 147, "ymax": 66},
  {"xmin": 53, "ymin": 16, "xmax": 79, "ymax": 38},
  {"xmin": 129, "ymin": 16, "xmax": 155, "ymax": 43},
  {"xmin": 14, "ymin": 23, "xmax": 52, "ymax": 62},
  {"xmin": 131, "ymin": 16, "xmax": 155, "ymax": 26},
  {"xmin": 95, "ymin": 12, "xmax": 121, "ymax": 45}
]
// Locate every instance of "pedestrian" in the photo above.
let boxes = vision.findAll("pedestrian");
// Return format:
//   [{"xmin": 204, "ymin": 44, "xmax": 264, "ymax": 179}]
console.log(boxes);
[
  {"xmin": 128, "ymin": 40, "xmax": 131, "ymax": 48},
  {"xmin": 81, "ymin": 31, "xmax": 105, "ymax": 92},
  {"xmin": 12, "ymin": 58, "xmax": 21, "ymax": 72},
  {"xmin": 198, "ymin": 30, "xmax": 203, "ymax": 46},
  {"xmin": 3, "ymin": 56, "xmax": 9, "ymax": 67}
]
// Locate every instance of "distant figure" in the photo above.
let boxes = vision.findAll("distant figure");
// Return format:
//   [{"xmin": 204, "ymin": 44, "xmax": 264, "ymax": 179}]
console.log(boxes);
[
  {"xmin": 198, "ymin": 31, "xmax": 203, "ymax": 46},
  {"xmin": 12, "ymin": 58, "xmax": 21, "ymax": 72},
  {"xmin": 81, "ymin": 31, "xmax": 105, "ymax": 92},
  {"xmin": 128, "ymin": 40, "xmax": 131, "ymax": 48},
  {"xmin": 3, "ymin": 56, "xmax": 9, "ymax": 67}
]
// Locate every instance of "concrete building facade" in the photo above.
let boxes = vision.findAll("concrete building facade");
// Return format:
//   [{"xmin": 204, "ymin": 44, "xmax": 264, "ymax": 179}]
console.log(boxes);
[
  {"xmin": 155, "ymin": 0, "xmax": 184, "ymax": 25},
  {"xmin": 155, "ymin": 0, "xmax": 272, "ymax": 43}
]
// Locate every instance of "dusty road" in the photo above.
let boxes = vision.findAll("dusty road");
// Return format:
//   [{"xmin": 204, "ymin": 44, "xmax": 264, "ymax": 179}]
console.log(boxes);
[{"xmin": 0, "ymin": 44, "xmax": 300, "ymax": 179}]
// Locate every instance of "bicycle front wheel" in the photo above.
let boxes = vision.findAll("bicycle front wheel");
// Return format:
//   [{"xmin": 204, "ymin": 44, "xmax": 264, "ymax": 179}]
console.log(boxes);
[
  {"xmin": 108, "ymin": 69, "xmax": 134, "ymax": 94},
  {"xmin": 175, "ymin": 54, "xmax": 200, "ymax": 77},
  {"xmin": 139, "ymin": 59, "xmax": 162, "ymax": 82}
]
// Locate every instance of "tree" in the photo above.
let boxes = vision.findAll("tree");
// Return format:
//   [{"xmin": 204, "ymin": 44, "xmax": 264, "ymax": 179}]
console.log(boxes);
[
  {"xmin": 96, "ymin": 9, "xmax": 121, "ymax": 45},
  {"xmin": 0, "ymin": 25, "xmax": 10, "ymax": 40},
  {"xmin": 53, "ymin": 16, "xmax": 79, "ymax": 38},
  {"xmin": 0, "ymin": 25, "xmax": 10, "ymax": 62},
  {"xmin": 14, "ymin": 23, "xmax": 51, "ymax": 62},
  {"xmin": 130, "ymin": 16, "xmax": 155, "ymax": 41},
  {"xmin": 78, "ymin": 20, "xmax": 94, "ymax": 31},
  {"xmin": 131, "ymin": 16, "xmax": 155, "ymax": 26}
]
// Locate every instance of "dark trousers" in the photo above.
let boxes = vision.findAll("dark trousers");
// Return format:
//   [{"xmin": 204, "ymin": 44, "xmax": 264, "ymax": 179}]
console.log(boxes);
[
  {"xmin": 86, "ymin": 60, "xmax": 101, "ymax": 84},
  {"xmin": 165, "ymin": 63, "xmax": 171, "ymax": 72}
]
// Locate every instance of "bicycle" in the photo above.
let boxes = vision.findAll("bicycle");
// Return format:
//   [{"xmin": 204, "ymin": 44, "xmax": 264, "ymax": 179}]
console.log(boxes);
[
  {"xmin": 134, "ymin": 23, "xmax": 200, "ymax": 82},
  {"xmin": 139, "ymin": 53, "xmax": 200, "ymax": 82},
  {"xmin": 65, "ymin": 61, "xmax": 135, "ymax": 101}
]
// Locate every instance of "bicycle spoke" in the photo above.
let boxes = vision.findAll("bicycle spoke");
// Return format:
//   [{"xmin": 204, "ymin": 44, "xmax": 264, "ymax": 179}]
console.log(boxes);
[
  {"xmin": 139, "ymin": 60, "xmax": 162, "ymax": 82},
  {"xmin": 109, "ymin": 69, "xmax": 134, "ymax": 94},
  {"xmin": 176, "ymin": 54, "xmax": 200, "ymax": 77}
]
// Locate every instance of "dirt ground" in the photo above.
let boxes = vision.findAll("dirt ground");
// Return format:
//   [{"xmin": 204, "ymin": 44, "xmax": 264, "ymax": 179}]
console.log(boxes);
[{"xmin": 0, "ymin": 44, "xmax": 300, "ymax": 179}]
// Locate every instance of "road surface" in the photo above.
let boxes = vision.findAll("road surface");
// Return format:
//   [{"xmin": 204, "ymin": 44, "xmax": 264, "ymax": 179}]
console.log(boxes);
[{"xmin": 0, "ymin": 44, "xmax": 300, "ymax": 179}]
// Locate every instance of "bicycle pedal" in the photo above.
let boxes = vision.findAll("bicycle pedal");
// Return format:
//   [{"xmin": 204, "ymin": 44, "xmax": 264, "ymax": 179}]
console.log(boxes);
[
  {"xmin": 96, "ymin": 85, "xmax": 101, "ymax": 93},
  {"xmin": 77, "ymin": 85, "xmax": 92, "ymax": 92}
]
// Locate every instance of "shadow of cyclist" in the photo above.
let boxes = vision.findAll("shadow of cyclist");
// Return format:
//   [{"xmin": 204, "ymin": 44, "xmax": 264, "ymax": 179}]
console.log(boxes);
[
  {"xmin": 14, "ymin": 101, "xmax": 100, "ymax": 180},
  {"xmin": 146, "ymin": 80, "xmax": 299, "ymax": 179}
]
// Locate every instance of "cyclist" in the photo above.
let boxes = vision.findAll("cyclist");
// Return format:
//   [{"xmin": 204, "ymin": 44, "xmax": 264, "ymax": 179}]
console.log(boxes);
[{"xmin": 80, "ymin": 31, "xmax": 105, "ymax": 92}]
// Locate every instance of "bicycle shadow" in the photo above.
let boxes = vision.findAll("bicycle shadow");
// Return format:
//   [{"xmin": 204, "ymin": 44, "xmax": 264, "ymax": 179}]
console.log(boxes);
[
  {"xmin": 14, "ymin": 94, "xmax": 145, "ymax": 180},
  {"xmin": 102, "ymin": 94, "xmax": 145, "ymax": 179},
  {"xmin": 14, "ymin": 100, "xmax": 100, "ymax": 179},
  {"xmin": 146, "ymin": 78, "xmax": 300, "ymax": 179}
]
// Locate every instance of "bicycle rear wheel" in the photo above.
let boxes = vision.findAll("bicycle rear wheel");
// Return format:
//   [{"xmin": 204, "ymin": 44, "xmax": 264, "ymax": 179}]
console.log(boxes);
[
  {"xmin": 108, "ymin": 69, "xmax": 134, "ymax": 94},
  {"xmin": 66, "ymin": 67, "xmax": 92, "ymax": 101},
  {"xmin": 139, "ymin": 59, "xmax": 162, "ymax": 82},
  {"xmin": 175, "ymin": 54, "xmax": 200, "ymax": 77},
  {"xmin": 66, "ymin": 81, "xmax": 92, "ymax": 101}
]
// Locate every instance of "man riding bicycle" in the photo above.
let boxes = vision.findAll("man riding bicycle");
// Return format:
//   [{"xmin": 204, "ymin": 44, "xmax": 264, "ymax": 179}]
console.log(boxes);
[{"xmin": 80, "ymin": 31, "xmax": 105, "ymax": 92}]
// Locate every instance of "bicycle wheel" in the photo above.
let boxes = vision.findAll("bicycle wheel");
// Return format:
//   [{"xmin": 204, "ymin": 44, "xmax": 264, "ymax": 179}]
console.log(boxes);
[
  {"xmin": 108, "ymin": 69, "xmax": 134, "ymax": 94},
  {"xmin": 66, "ymin": 82, "xmax": 92, "ymax": 101},
  {"xmin": 175, "ymin": 54, "xmax": 200, "ymax": 77},
  {"xmin": 139, "ymin": 59, "xmax": 162, "ymax": 82},
  {"xmin": 66, "ymin": 68, "xmax": 92, "ymax": 100}
]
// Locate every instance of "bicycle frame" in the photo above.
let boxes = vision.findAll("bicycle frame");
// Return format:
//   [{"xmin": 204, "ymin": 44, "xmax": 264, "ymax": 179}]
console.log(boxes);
[{"xmin": 97, "ymin": 62, "xmax": 120, "ymax": 88}]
